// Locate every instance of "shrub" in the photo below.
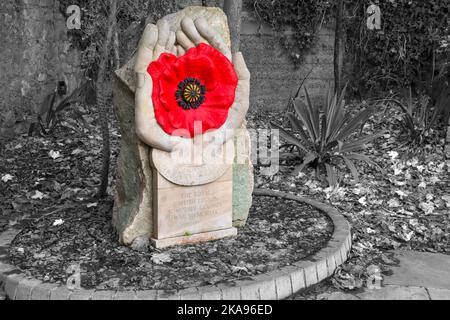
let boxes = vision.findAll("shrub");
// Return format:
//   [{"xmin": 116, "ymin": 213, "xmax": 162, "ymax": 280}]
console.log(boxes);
[
  {"xmin": 391, "ymin": 85, "xmax": 450, "ymax": 146},
  {"xmin": 272, "ymin": 86, "xmax": 383, "ymax": 186},
  {"xmin": 346, "ymin": 0, "xmax": 449, "ymax": 94},
  {"xmin": 28, "ymin": 81, "xmax": 96, "ymax": 136}
]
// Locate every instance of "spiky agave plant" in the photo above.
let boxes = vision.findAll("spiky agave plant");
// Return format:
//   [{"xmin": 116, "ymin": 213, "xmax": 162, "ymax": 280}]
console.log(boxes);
[{"xmin": 272, "ymin": 86, "xmax": 383, "ymax": 186}]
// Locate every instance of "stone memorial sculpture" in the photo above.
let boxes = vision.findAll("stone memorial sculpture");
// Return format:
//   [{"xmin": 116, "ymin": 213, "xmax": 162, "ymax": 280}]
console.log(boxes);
[{"xmin": 112, "ymin": 7, "xmax": 253, "ymax": 248}]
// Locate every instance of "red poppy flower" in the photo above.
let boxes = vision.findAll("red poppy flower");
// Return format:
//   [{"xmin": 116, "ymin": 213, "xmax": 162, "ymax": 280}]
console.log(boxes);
[{"xmin": 147, "ymin": 43, "xmax": 238, "ymax": 138}]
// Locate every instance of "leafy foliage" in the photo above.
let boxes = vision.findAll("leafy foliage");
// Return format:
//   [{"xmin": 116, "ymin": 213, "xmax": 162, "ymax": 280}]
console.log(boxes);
[
  {"xmin": 28, "ymin": 81, "xmax": 96, "ymax": 136},
  {"xmin": 390, "ymin": 86, "xmax": 450, "ymax": 146},
  {"xmin": 249, "ymin": 0, "xmax": 334, "ymax": 66},
  {"xmin": 272, "ymin": 86, "xmax": 383, "ymax": 186},
  {"xmin": 345, "ymin": 0, "xmax": 450, "ymax": 94},
  {"xmin": 57, "ymin": 0, "xmax": 177, "ymax": 78}
]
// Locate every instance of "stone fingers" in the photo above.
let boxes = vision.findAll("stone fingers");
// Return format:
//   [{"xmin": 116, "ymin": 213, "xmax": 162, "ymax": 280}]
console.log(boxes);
[
  {"xmin": 176, "ymin": 45, "xmax": 186, "ymax": 56},
  {"xmin": 180, "ymin": 17, "xmax": 208, "ymax": 46},
  {"xmin": 232, "ymin": 52, "xmax": 250, "ymax": 81},
  {"xmin": 176, "ymin": 29, "xmax": 195, "ymax": 51},
  {"xmin": 194, "ymin": 17, "xmax": 232, "ymax": 60},
  {"xmin": 154, "ymin": 19, "xmax": 170, "ymax": 59},
  {"xmin": 135, "ymin": 72, "xmax": 174, "ymax": 152},
  {"xmin": 134, "ymin": 23, "xmax": 158, "ymax": 76},
  {"xmin": 166, "ymin": 31, "xmax": 176, "ymax": 54}
]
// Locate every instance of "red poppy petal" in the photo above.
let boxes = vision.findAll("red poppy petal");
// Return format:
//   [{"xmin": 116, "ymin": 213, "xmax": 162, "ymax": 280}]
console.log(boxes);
[
  {"xmin": 195, "ymin": 107, "xmax": 228, "ymax": 132},
  {"xmin": 147, "ymin": 53, "xmax": 177, "ymax": 78},
  {"xmin": 152, "ymin": 80, "xmax": 177, "ymax": 135},
  {"xmin": 158, "ymin": 79, "xmax": 179, "ymax": 112},
  {"xmin": 203, "ymin": 85, "xmax": 236, "ymax": 109},
  {"xmin": 174, "ymin": 55, "xmax": 217, "ymax": 90}
]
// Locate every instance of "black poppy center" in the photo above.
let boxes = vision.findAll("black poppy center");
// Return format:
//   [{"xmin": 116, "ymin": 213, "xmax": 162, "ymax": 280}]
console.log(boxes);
[{"xmin": 175, "ymin": 77, "xmax": 206, "ymax": 110}]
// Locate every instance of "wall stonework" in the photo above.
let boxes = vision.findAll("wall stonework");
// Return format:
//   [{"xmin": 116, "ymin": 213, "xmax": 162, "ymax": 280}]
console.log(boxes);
[
  {"xmin": 240, "ymin": 8, "xmax": 335, "ymax": 110},
  {"xmin": 0, "ymin": 0, "xmax": 83, "ymax": 118}
]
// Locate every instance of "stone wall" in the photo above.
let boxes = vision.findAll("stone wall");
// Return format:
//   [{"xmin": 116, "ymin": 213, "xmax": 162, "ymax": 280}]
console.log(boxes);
[
  {"xmin": 0, "ymin": 0, "xmax": 83, "ymax": 118},
  {"xmin": 240, "ymin": 7, "xmax": 335, "ymax": 111}
]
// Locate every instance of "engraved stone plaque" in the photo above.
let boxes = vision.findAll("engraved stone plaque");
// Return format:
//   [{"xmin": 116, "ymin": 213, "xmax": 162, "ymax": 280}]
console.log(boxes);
[{"xmin": 151, "ymin": 166, "xmax": 237, "ymax": 248}]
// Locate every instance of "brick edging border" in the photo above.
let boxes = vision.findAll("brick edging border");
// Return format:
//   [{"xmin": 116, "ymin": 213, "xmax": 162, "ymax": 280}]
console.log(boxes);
[{"xmin": 0, "ymin": 189, "xmax": 351, "ymax": 300}]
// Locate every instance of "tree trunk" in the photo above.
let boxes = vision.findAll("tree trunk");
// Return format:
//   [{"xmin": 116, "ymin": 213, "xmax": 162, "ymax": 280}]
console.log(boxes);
[
  {"xmin": 334, "ymin": 0, "xmax": 343, "ymax": 94},
  {"xmin": 113, "ymin": 30, "xmax": 120, "ymax": 68},
  {"xmin": 223, "ymin": 0, "xmax": 242, "ymax": 53},
  {"xmin": 97, "ymin": 0, "xmax": 117, "ymax": 198}
]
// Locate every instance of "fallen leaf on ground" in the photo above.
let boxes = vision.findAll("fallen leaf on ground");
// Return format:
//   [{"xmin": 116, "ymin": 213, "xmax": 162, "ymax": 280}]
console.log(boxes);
[
  {"xmin": 52, "ymin": 219, "xmax": 64, "ymax": 226},
  {"xmin": 31, "ymin": 190, "xmax": 45, "ymax": 199},
  {"xmin": 1, "ymin": 174, "xmax": 14, "ymax": 182},
  {"xmin": 48, "ymin": 150, "xmax": 61, "ymax": 159}
]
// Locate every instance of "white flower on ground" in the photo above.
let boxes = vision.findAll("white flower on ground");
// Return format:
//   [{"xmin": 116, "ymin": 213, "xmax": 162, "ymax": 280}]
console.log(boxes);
[{"xmin": 1, "ymin": 174, "xmax": 13, "ymax": 182}]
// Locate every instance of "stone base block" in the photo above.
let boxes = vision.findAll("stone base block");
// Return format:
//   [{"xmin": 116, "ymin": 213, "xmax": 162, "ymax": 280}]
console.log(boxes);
[{"xmin": 151, "ymin": 227, "xmax": 237, "ymax": 249}]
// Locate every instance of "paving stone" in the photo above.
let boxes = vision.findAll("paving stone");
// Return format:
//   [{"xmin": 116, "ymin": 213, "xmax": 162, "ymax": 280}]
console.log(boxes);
[
  {"xmin": 30, "ymin": 283, "xmax": 58, "ymax": 300},
  {"xmin": 254, "ymin": 275, "xmax": 276, "ymax": 300},
  {"xmin": 91, "ymin": 290, "xmax": 114, "ymax": 300},
  {"xmin": 179, "ymin": 287, "xmax": 201, "ymax": 300},
  {"xmin": 165, "ymin": 292, "xmax": 181, "ymax": 300},
  {"xmin": 4, "ymin": 274, "xmax": 23, "ymax": 299},
  {"xmin": 114, "ymin": 291, "xmax": 137, "ymax": 300},
  {"xmin": 70, "ymin": 289, "xmax": 94, "ymax": 300},
  {"xmin": 287, "ymin": 267, "xmax": 306, "ymax": 294},
  {"xmin": 15, "ymin": 279, "xmax": 42, "ymax": 300},
  {"xmin": 49, "ymin": 286, "xmax": 73, "ymax": 300},
  {"xmin": 239, "ymin": 281, "xmax": 260, "ymax": 300},
  {"xmin": 356, "ymin": 285, "xmax": 430, "ymax": 300},
  {"xmin": 427, "ymin": 288, "xmax": 450, "ymax": 300},
  {"xmin": 326, "ymin": 255, "xmax": 337, "ymax": 276},
  {"xmin": 272, "ymin": 270, "xmax": 293, "ymax": 299},
  {"xmin": 334, "ymin": 247, "xmax": 343, "ymax": 267},
  {"xmin": 320, "ymin": 291, "xmax": 360, "ymax": 300},
  {"xmin": 199, "ymin": 285, "xmax": 221, "ymax": 300},
  {"xmin": 345, "ymin": 234, "xmax": 352, "ymax": 251},
  {"xmin": 135, "ymin": 290, "xmax": 158, "ymax": 300},
  {"xmin": 384, "ymin": 251, "xmax": 450, "ymax": 290},
  {"xmin": 219, "ymin": 284, "xmax": 241, "ymax": 300},
  {"xmin": 341, "ymin": 248, "xmax": 347, "ymax": 263},
  {"xmin": 158, "ymin": 290, "xmax": 179, "ymax": 300},
  {"xmin": 302, "ymin": 263, "xmax": 318, "ymax": 287},
  {"xmin": 316, "ymin": 259, "xmax": 328, "ymax": 281}
]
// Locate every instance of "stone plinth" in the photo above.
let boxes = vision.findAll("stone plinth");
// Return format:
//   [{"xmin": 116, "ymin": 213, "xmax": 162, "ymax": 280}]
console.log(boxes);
[{"xmin": 151, "ymin": 165, "xmax": 236, "ymax": 247}]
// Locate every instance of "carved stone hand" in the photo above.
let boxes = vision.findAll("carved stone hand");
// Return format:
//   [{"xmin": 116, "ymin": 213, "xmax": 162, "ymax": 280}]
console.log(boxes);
[{"xmin": 134, "ymin": 16, "xmax": 250, "ymax": 152}]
